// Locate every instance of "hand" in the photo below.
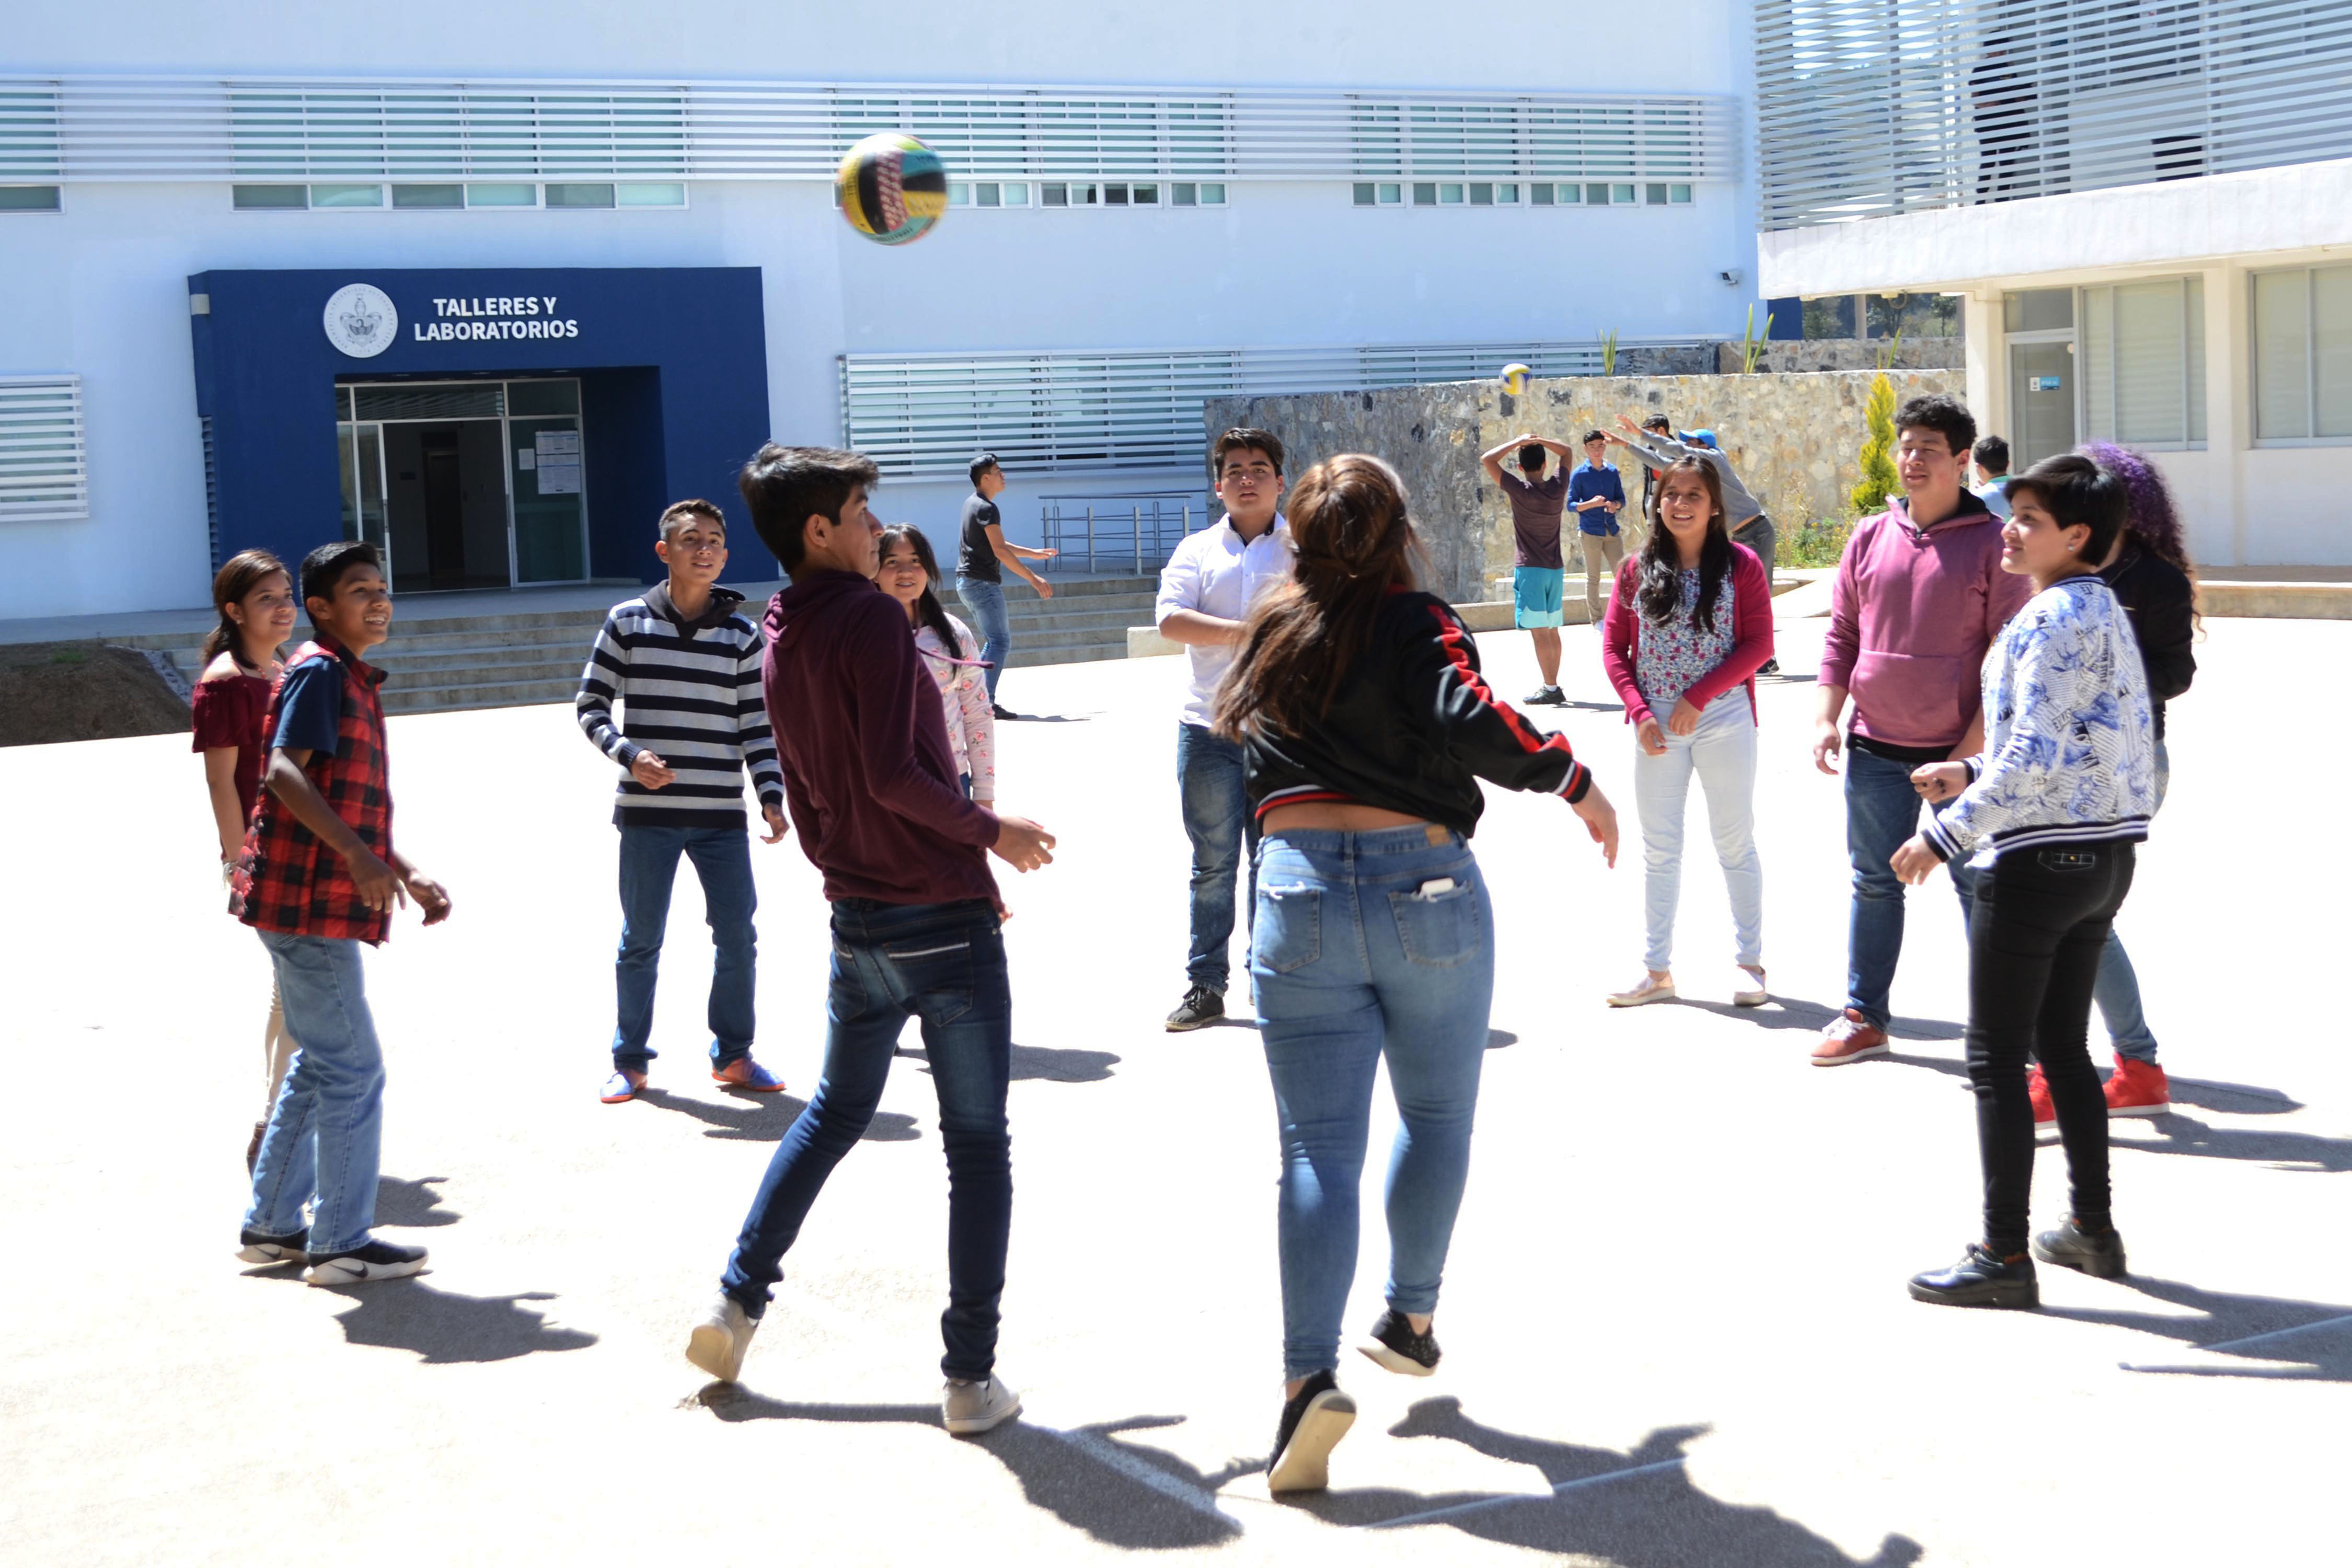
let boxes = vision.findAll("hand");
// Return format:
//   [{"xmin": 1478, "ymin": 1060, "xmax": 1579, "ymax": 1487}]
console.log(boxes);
[
  {"xmin": 1635, "ymin": 717, "xmax": 1667, "ymax": 756},
  {"xmin": 990, "ymin": 813, "xmax": 1057, "ymax": 872},
  {"xmin": 1599, "ymin": 430, "xmax": 1630, "ymax": 448},
  {"xmin": 343, "ymin": 846, "xmax": 403, "ymax": 913},
  {"xmin": 404, "ymin": 871, "xmax": 453, "ymax": 926},
  {"xmin": 630, "ymin": 751, "xmax": 675, "ymax": 790},
  {"xmin": 1571, "ymin": 786, "xmax": 1620, "ymax": 869},
  {"xmin": 760, "ymin": 804, "xmax": 788, "ymax": 844},
  {"xmin": 1033, "ymin": 579, "xmax": 1055, "ymax": 601},
  {"xmin": 1813, "ymin": 719, "xmax": 1843, "ymax": 776},
  {"xmin": 1667, "ymin": 697, "xmax": 1702, "ymax": 736},
  {"xmin": 1039, "ymin": 548, "xmax": 1058, "ymax": 559},
  {"xmin": 1910, "ymin": 762, "xmax": 1969, "ymax": 804},
  {"xmin": 1890, "ymin": 834, "xmax": 1942, "ymax": 886}
]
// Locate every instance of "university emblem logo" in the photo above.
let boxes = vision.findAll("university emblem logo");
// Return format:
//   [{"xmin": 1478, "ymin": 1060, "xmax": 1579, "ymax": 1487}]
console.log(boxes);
[{"xmin": 322, "ymin": 283, "xmax": 399, "ymax": 358}]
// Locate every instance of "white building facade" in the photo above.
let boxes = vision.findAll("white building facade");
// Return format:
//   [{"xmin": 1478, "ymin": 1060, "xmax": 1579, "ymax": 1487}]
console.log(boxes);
[
  {"xmin": 1, "ymin": 2, "xmax": 1767, "ymax": 620},
  {"xmin": 1754, "ymin": 0, "xmax": 2352, "ymax": 567}
]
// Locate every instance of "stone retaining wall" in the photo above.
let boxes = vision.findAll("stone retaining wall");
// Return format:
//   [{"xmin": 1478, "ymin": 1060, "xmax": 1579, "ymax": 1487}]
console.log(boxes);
[{"xmin": 1206, "ymin": 367, "xmax": 1961, "ymax": 604}]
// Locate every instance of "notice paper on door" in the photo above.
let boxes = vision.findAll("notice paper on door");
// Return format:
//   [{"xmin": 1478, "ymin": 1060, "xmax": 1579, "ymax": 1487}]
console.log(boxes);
[{"xmin": 534, "ymin": 430, "xmax": 582, "ymax": 494}]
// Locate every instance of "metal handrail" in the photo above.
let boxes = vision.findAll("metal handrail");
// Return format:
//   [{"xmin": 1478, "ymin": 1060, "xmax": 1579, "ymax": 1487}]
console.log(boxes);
[{"xmin": 1036, "ymin": 492, "xmax": 1203, "ymax": 574}]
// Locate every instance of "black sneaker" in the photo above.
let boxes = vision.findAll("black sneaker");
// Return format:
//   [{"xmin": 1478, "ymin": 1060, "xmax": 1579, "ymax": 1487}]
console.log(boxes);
[
  {"xmin": 1266, "ymin": 1369, "xmax": 1356, "ymax": 1494},
  {"xmin": 1907, "ymin": 1244, "xmax": 2039, "ymax": 1309},
  {"xmin": 1523, "ymin": 684, "xmax": 1566, "ymax": 706},
  {"xmin": 235, "ymin": 1228, "xmax": 307, "ymax": 1266},
  {"xmin": 303, "ymin": 1239, "xmax": 429, "ymax": 1287},
  {"xmin": 1757, "ymin": 658, "xmax": 1782, "ymax": 677},
  {"xmin": 1165, "ymin": 985, "xmax": 1225, "ymax": 1031},
  {"xmin": 2031, "ymin": 1218, "xmax": 2128, "ymax": 1279},
  {"xmin": 1357, "ymin": 1308, "xmax": 1440, "ymax": 1377}
]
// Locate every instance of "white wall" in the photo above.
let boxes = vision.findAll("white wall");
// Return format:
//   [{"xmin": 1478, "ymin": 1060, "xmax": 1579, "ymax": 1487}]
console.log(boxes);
[{"xmin": 2, "ymin": 0, "xmax": 1763, "ymax": 618}]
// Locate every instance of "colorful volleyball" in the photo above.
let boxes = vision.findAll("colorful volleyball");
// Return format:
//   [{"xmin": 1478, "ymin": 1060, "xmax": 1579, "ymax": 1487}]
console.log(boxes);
[
  {"xmin": 1500, "ymin": 362, "xmax": 1532, "ymax": 397},
  {"xmin": 837, "ymin": 132, "xmax": 948, "ymax": 246}
]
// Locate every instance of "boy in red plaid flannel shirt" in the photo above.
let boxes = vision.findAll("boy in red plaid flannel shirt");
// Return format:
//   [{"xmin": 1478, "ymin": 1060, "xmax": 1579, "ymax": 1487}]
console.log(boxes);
[{"xmin": 233, "ymin": 541, "xmax": 454, "ymax": 1287}]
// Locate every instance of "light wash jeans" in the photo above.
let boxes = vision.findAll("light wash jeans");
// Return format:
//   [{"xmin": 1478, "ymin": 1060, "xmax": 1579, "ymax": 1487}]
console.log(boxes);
[
  {"xmin": 955, "ymin": 578, "xmax": 1012, "ymax": 702},
  {"xmin": 1250, "ymin": 826, "xmax": 1493, "ymax": 1381},
  {"xmin": 2092, "ymin": 739, "xmax": 2169, "ymax": 1063},
  {"xmin": 1177, "ymin": 721, "xmax": 1253, "ymax": 991},
  {"xmin": 1633, "ymin": 687, "xmax": 1763, "ymax": 972},
  {"xmin": 243, "ymin": 930, "xmax": 386, "ymax": 1256}
]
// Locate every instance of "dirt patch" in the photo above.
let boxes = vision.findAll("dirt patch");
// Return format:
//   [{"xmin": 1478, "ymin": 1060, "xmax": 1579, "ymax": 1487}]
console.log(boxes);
[{"xmin": 0, "ymin": 642, "xmax": 192, "ymax": 747}]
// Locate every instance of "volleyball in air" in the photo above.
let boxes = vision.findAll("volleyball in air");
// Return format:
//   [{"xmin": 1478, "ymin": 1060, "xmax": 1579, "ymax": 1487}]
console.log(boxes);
[
  {"xmin": 837, "ymin": 132, "xmax": 948, "ymax": 246},
  {"xmin": 1500, "ymin": 362, "xmax": 1532, "ymax": 396}
]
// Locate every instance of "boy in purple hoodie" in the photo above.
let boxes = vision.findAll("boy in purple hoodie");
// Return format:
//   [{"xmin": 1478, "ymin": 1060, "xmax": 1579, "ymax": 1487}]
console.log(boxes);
[
  {"xmin": 1811, "ymin": 396, "xmax": 2031, "ymax": 1065},
  {"xmin": 683, "ymin": 445, "xmax": 1057, "ymax": 1438}
]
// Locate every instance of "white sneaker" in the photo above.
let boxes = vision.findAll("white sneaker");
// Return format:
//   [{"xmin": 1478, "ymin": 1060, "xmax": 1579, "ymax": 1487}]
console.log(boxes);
[
  {"xmin": 686, "ymin": 1293, "xmax": 759, "ymax": 1383},
  {"xmin": 1607, "ymin": 973, "xmax": 1677, "ymax": 1007},
  {"xmin": 942, "ymin": 1375, "xmax": 1023, "ymax": 1436},
  {"xmin": 1732, "ymin": 966, "xmax": 1769, "ymax": 1007}
]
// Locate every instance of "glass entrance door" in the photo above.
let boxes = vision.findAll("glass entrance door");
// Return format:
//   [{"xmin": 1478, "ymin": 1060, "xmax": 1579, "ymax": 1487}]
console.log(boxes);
[
  {"xmin": 2008, "ymin": 340, "xmax": 2077, "ymax": 469},
  {"xmin": 333, "ymin": 378, "xmax": 591, "ymax": 590}
]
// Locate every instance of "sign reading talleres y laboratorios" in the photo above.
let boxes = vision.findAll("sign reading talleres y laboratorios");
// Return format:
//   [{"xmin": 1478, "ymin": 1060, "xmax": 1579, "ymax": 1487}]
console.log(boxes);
[{"xmin": 412, "ymin": 295, "xmax": 581, "ymax": 342}]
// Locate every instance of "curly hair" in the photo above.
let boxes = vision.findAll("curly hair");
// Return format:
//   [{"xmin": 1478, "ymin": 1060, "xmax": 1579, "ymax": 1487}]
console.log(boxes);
[{"xmin": 2079, "ymin": 440, "xmax": 2199, "ymax": 631}]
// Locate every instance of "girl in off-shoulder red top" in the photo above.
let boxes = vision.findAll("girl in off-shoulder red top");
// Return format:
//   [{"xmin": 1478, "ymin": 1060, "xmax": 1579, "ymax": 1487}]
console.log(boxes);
[{"xmin": 193, "ymin": 551, "xmax": 299, "ymax": 1171}]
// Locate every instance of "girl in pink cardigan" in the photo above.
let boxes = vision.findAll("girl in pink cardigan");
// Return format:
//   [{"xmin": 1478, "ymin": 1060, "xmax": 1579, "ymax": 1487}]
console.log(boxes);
[{"xmin": 1599, "ymin": 458, "xmax": 1776, "ymax": 1008}]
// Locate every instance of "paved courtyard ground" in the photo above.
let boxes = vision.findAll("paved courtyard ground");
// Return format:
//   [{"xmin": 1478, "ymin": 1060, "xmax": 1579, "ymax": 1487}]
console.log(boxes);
[{"xmin": 4, "ymin": 607, "xmax": 2345, "ymax": 1567}]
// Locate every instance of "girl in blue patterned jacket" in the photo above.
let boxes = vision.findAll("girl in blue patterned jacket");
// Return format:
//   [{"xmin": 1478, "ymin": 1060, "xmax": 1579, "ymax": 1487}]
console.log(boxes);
[{"xmin": 1888, "ymin": 453, "xmax": 2157, "ymax": 1310}]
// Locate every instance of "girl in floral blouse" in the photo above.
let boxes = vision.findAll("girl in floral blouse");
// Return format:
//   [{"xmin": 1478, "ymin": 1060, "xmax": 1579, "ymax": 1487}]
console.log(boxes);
[
  {"xmin": 1599, "ymin": 457, "xmax": 1775, "ymax": 1009},
  {"xmin": 878, "ymin": 525, "xmax": 996, "ymax": 804}
]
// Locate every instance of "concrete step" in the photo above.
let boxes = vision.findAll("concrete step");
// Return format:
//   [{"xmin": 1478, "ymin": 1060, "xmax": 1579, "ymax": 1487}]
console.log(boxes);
[
  {"xmin": 384, "ymin": 676, "xmax": 581, "ymax": 714},
  {"xmin": 1004, "ymin": 641, "xmax": 1128, "ymax": 670}
]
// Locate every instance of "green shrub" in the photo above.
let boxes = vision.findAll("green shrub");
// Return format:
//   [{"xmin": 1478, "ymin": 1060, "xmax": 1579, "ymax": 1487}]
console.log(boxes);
[
  {"xmin": 1849, "ymin": 372, "xmax": 1898, "ymax": 516},
  {"xmin": 1782, "ymin": 517, "xmax": 1855, "ymax": 569}
]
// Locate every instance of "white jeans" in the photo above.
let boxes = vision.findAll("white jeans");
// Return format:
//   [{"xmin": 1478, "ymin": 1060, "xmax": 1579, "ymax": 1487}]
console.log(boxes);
[{"xmin": 1633, "ymin": 687, "xmax": 1762, "ymax": 972}]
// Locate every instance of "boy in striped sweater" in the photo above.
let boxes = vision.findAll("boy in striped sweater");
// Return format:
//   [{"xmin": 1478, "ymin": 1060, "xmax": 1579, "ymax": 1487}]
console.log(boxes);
[{"xmin": 579, "ymin": 499, "xmax": 790, "ymax": 1104}]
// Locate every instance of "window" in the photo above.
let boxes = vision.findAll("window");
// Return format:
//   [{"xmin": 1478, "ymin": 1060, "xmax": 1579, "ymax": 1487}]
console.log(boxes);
[
  {"xmin": 233, "ymin": 184, "xmax": 307, "ymax": 209},
  {"xmin": 1496, "ymin": 183, "xmax": 1519, "ymax": 204},
  {"xmin": 975, "ymin": 183, "xmax": 1000, "ymax": 207},
  {"xmin": 1530, "ymin": 182, "xmax": 1554, "ymax": 205},
  {"xmin": 0, "ymin": 375, "xmax": 89, "ymax": 522},
  {"xmin": 1104, "ymin": 182, "xmax": 1128, "ymax": 205},
  {"xmin": 1352, "ymin": 182, "xmax": 1405, "ymax": 206},
  {"xmin": 2081, "ymin": 277, "xmax": 2206, "ymax": 448},
  {"xmin": 391, "ymin": 184, "xmax": 464, "ymax": 209},
  {"xmin": 544, "ymin": 183, "xmax": 616, "ymax": 208},
  {"xmin": 1132, "ymin": 183, "xmax": 1158, "ymax": 204},
  {"xmin": 1468, "ymin": 182, "xmax": 1493, "ymax": 205},
  {"xmin": 1668, "ymin": 183, "xmax": 1692, "ymax": 203},
  {"xmin": 1612, "ymin": 182, "xmax": 1635, "ymax": 204},
  {"xmin": 467, "ymin": 183, "xmax": 538, "ymax": 207},
  {"xmin": 1412, "ymin": 182, "xmax": 1437, "ymax": 205},
  {"xmin": 1586, "ymin": 183, "xmax": 1611, "ymax": 206},
  {"xmin": 1003, "ymin": 182, "xmax": 1030, "ymax": 205},
  {"xmin": 2254, "ymin": 263, "xmax": 2352, "ymax": 442},
  {"xmin": 309, "ymin": 185, "xmax": 384, "ymax": 208},
  {"xmin": 1646, "ymin": 182, "xmax": 1669, "ymax": 204},
  {"xmin": 617, "ymin": 183, "xmax": 686, "ymax": 206},
  {"xmin": 1438, "ymin": 182, "xmax": 1464, "ymax": 204},
  {"xmin": 0, "ymin": 186, "xmax": 61, "ymax": 212}
]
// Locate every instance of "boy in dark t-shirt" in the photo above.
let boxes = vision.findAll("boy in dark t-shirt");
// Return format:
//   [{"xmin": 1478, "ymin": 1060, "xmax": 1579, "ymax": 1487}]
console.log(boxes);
[
  {"xmin": 1479, "ymin": 432, "xmax": 1578, "ymax": 704},
  {"xmin": 952, "ymin": 453, "xmax": 1057, "ymax": 714}
]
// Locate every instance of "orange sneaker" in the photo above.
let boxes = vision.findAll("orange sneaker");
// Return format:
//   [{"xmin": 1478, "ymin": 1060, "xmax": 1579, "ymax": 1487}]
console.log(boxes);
[
  {"xmin": 1811, "ymin": 1008, "xmax": 1888, "ymax": 1066},
  {"xmin": 2105, "ymin": 1057, "xmax": 2171, "ymax": 1118},
  {"xmin": 2027, "ymin": 1065, "xmax": 2055, "ymax": 1128},
  {"xmin": 713, "ymin": 1056, "xmax": 786, "ymax": 1093}
]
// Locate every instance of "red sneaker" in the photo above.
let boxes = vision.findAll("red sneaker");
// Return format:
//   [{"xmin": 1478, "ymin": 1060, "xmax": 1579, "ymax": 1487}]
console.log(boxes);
[
  {"xmin": 1811, "ymin": 1008, "xmax": 1888, "ymax": 1066},
  {"xmin": 2105, "ymin": 1057, "xmax": 2171, "ymax": 1118},
  {"xmin": 714, "ymin": 1056, "xmax": 786, "ymax": 1093},
  {"xmin": 2027, "ymin": 1065, "xmax": 2055, "ymax": 1127}
]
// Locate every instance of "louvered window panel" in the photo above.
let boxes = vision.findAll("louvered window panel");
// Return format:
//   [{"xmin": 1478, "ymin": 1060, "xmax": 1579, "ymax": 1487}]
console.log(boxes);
[
  {"xmin": 0, "ymin": 376, "xmax": 90, "ymax": 524},
  {"xmin": 841, "ymin": 340, "xmax": 1705, "ymax": 479},
  {"xmin": 1756, "ymin": 0, "xmax": 2352, "ymax": 230},
  {"xmin": 3, "ymin": 75, "xmax": 1736, "ymax": 185}
]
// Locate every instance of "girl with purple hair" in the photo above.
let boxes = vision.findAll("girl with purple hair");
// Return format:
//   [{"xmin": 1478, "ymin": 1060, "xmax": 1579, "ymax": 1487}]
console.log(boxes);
[{"xmin": 2023, "ymin": 441, "xmax": 2196, "ymax": 1123}]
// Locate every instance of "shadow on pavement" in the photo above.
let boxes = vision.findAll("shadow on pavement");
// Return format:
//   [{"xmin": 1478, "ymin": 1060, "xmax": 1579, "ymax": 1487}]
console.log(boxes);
[
  {"xmin": 321, "ymin": 1284, "xmax": 598, "ymax": 1365},
  {"xmin": 2111, "ymin": 1114, "xmax": 2352, "ymax": 1174},
  {"xmin": 1285, "ymin": 1398, "xmax": 1923, "ymax": 1564},
  {"xmin": 635, "ymin": 1087, "xmax": 919, "ymax": 1143},
  {"xmin": 2158, "ymin": 1077, "xmax": 2304, "ymax": 1116},
  {"xmin": 1679, "ymin": 994, "xmax": 1962, "ymax": 1044},
  {"xmin": 688, "ymin": 1391, "xmax": 1248, "ymax": 1548},
  {"xmin": 376, "ymin": 1174, "xmax": 459, "ymax": 1227},
  {"xmin": 2044, "ymin": 1275, "xmax": 2352, "ymax": 1382},
  {"xmin": 1486, "ymin": 1029, "xmax": 1518, "ymax": 1050},
  {"xmin": 894, "ymin": 1043, "xmax": 1122, "ymax": 1083}
]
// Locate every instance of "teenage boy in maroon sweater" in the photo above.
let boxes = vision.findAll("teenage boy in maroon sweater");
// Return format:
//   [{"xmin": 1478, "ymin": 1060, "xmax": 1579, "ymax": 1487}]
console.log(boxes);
[{"xmin": 685, "ymin": 445, "xmax": 1056, "ymax": 1438}]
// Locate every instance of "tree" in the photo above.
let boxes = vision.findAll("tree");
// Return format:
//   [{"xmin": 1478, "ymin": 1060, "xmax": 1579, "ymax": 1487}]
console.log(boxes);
[{"xmin": 1850, "ymin": 372, "xmax": 1898, "ymax": 515}]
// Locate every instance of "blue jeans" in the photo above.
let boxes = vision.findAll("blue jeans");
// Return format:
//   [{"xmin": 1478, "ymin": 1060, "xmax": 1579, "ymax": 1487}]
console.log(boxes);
[
  {"xmin": 1632, "ymin": 687, "xmax": 1762, "ymax": 971},
  {"xmin": 722, "ymin": 898, "xmax": 1011, "ymax": 1380},
  {"xmin": 244, "ymin": 931, "xmax": 385, "ymax": 1256},
  {"xmin": 955, "ymin": 578, "xmax": 1012, "ymax": 702},
  {"xmin": 613, "ymin": 823, "xmax": 757, "ymax": 1073},
  {"xmin": 1177, "ymin": 722, "xmax": 1254, "ymax": 991},
  {"xmin": 1845, "ymin": 744, "xmax": 1977, "ymax": 1030},
  {"xmin": 1251, "ymin": 827, "xmax": 1494, "ymax": 1381},
  {"xmin": 2092, "ymin": 740, "xmax": 2168, "ymax": 1063}
]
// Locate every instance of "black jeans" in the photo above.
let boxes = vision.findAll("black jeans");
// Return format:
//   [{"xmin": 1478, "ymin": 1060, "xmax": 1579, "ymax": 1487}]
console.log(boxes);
[{"xmin": 1965, "ymin": 841, "xmax": 2136, "ymax": 1254}]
